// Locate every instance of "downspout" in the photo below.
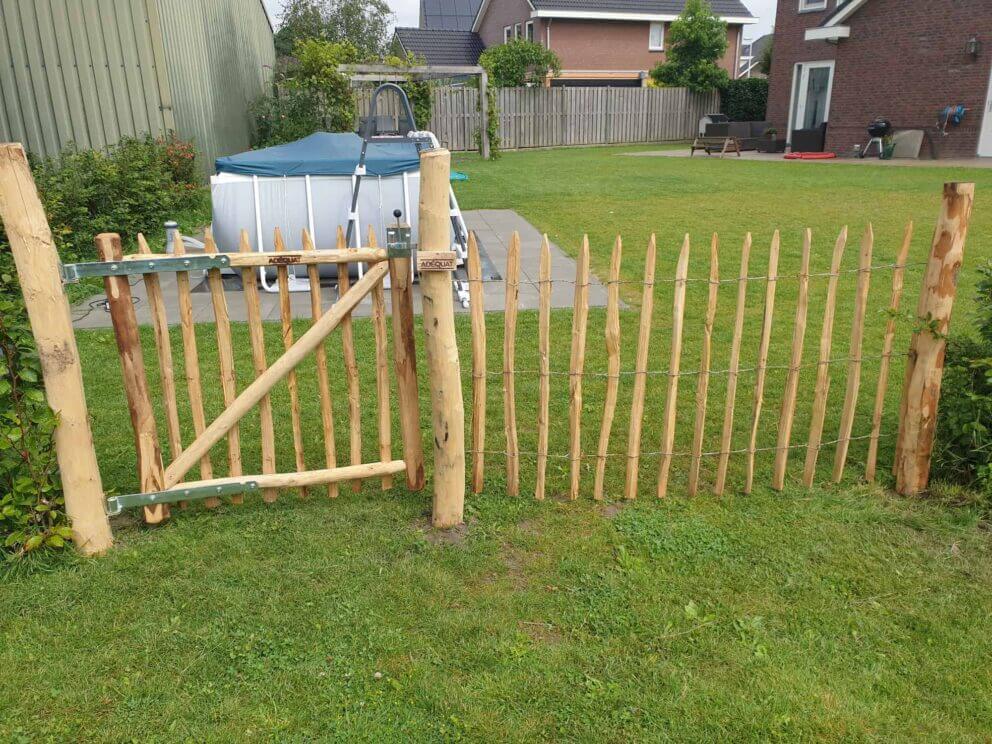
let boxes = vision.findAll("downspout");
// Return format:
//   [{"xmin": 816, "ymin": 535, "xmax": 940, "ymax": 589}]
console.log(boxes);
[{"xmin": 545, "ymin": 18, "xmax": 553, "ymax": 88}]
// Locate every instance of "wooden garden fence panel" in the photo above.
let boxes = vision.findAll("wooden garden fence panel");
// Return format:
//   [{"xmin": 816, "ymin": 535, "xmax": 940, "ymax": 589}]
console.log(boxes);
[{"xmin": 357, "ymin": 86, "xmax": 720, "ymax": 152}]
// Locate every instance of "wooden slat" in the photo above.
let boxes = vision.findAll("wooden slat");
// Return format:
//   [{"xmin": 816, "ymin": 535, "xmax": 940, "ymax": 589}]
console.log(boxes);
[
  {"xmin": 274, "ymin": 228, "xmax": 308, "ymax": 497},
  {"xmin": 535, "ymin": 234, "xmax": 552, "ymax": 501},
  {"xmin": 468, "ymin": 231, "xmax": 487, "ymax": 494},
  {"xmin": 744, "ymin": 231, "xmax": 781, "ymax": 494},
  {"xmin": 172, "ymin": 460, "xmax": 407, "ymax": 494},
  {"xmin": 240, "ymin": 231, "xmax": 278, "ymax": 502},
  {"xmin": 97, "ymin": 234, "xmax": 168, "ymax": 524},
  {"xmin": 714, "ymin": 233, "xmax": 752, "ymax": 496},
  {"xmin": 623, "ymin": 235, "xmax": 657, "ymax": 500},
  {"xmin": 568, "ymin": 236, "xmax": 591, "ymax": 500},
  {"xmin": 172, "ymin": 231, "xmax": 215, "ymax": 501},
  {"xmin": 368, "ymin": 227, "xmax": 393, "ymax": 490},
  {"xmin": 389, "ymin": 246, "xmax": 426, "ymax": 491},
  {"xmin": 302, "ymin": 229, "xmax": 339, "ymax": 498},
  {"xmin": 504, "ymin": 231, "xmax": 520, "ymax": 497},
  {"xmin": 803, "ymin": 227, "xmax": 849, "ymax": 486},
  {"xmin": 657, "ymin": 234, "xmax": 691, "ymax": 498},
  {"xmin": 137, "ymin": 233, "xmax": 181, "ymax": 461},
  {"xmin": 594, "ymin": 236, "xmax": 622, "ymax": 500},
  {"xmin": 688, "ymin": 235, "xmax": 719, "ymax": 496},
  {"xmin": 832, "ymin": 224, "xmax": 874, "ymax": 482},
  {"xmin": 866, "ymin": 222, "xmax": 913, "ymax": 482},
  {"xmin": 203, "ymin": 229, "xmax": 243, "ymax": 502},
  {"xmin": 337, "ymin": 226, "xmax": 363, "ymax": 492},
  {"xmin": 771, "ymin": 228, "xmax": 812, "ymax": 490}
]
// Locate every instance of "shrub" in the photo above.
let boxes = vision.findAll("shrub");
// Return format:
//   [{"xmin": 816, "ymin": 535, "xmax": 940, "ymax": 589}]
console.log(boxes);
[
  {"xmin": 720, "ymin": 77, "xmax": 769, "ymax": 122},
  {"xmin": 0, "ymin": 134, "xmax": 206, "ymax": 558},
  {"xmin": 932, "ymin": 261, "xmax": 992, "ymax": 499},
  {"xmin": 479, "ymin": 40, "xmax": 561, "ymax": 88}
]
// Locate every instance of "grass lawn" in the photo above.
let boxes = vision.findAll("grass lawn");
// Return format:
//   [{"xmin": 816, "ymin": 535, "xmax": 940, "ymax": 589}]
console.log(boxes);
[{"xmin": 2, "ymin": 146, "xmax": 992, "ymax": 740}]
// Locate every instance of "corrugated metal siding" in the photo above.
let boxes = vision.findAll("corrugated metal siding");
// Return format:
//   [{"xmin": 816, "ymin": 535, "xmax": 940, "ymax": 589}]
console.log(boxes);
[
  {"xmin": 0, "ymin": 0, "xmax": 273, "ymax": 170},
  {"xmin": 0, "ymin": 0, "xmax": 171, "ymax": 157},
  {"xmin": 154, "ymin": 0, "xmax": 275, "ymax": 170}
]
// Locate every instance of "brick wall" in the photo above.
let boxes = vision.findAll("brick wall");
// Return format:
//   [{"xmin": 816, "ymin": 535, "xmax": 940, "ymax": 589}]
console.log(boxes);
[
  {"xmin": 476, "ymin": 0, "xmax": 542, "ymax": 47},
  {"xmin": 767, "ymin": 0, "xmax": 992, "ymax": 158}
]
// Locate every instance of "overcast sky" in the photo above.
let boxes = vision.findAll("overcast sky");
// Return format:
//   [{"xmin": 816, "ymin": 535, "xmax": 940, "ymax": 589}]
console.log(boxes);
[{"xmin": 263, "ymin": 0, "xmax": 777, "ymax": 41}]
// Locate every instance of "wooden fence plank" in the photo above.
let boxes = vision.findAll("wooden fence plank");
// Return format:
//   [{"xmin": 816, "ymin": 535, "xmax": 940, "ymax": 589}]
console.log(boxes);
[
  {"xmin": 274, "ymin": 228, "xmax": 308, "ymax": 497},
  {"xmin": 568, "ymin": 236, "xmax": 591, "ymax": 499},
  {"xmin": 337, "ymin": 226, "xmax": 363, "ymax": 492},
  {"xmin": 744, "ymin": 231, "xmax": 781, "ymax": 494},
  {"xmin": 594, "ymin": 236, "xmax": 622, "ymax": 500},
  {"xmin": 771, "ymin": 228, "xmax": 812, "ymax": 490},
  {"xmin": 657, "ymin": 234, "xmax": 691, "ymax": 498},
  {"xmin": 504, "ymin": 231, "xmax": 520, "ymax": 497},
  {"xmin": 302, "ymin": 229, "xmax": 338, "ymax": 498},
  {"xmin": 240, "ymin": 231, "xmax": 278, "ymax": 502},
  {"xmin": 832, "ymin": 224, "xmax": 874, "ymax": 482},
  {"xmin": 714, "ymin": 233, "xmax": 752, "ymax": 495},
  {"xmin": 204, "ymin": 229, "xmax": 242, "ymax": 502},
  {"xmin": 368, "ymin": 227, "xmax": 393, "ymax": 490},
  {"xmin": 172, "ymin": 231, "xmax": 215, "ymax": 499},
  {"xmin": 689, "ymin": 235, "xmax": 719, "ymax": 496},
  {"xmin": 624, "ymin": 235, "xmax": 657, "ymax": 500},
  {"xmin": 803, "ymin": 227, "xmax": 848, "ymax": 486},
  {"xmin": 866, "ymin": 222, "xmax": 913, "ymax": 482},
  {"xmin": 467, "ymin": 231, "xmax": 487, "ymax": 494},
  {"xmin": 535, "ymin": 235, "xmax": 552, "ymax": 500}
]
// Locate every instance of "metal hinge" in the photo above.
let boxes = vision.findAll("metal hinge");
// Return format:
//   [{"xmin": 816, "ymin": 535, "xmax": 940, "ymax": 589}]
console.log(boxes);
[
  {"xmin": 61, "ymin": 255, "xmax": 231, "ymax": 284},
  {"xmin": 106, "ymin": 481, "xmax": 259, "ymax": 516}
]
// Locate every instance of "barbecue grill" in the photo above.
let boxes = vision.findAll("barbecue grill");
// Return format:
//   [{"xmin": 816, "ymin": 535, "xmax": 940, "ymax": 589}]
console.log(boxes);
[{"xmin": 860, "ymin": 118, "xmax": 892, "ymax": 158}]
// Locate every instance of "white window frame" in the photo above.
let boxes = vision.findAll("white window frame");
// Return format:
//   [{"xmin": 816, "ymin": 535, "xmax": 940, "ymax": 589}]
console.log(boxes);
[
  {"xmin": 786, "ymin": 60, "xmax": 835, "ymax": 142},
  {"xmin": 648, "ymin": 21, "xmax": 664, "ymax": 51},
  {"xmin": 525, "ymin": 20, "xmax": 535, "ymax": 42},
  {"xmin": 504, "ymin": 25, "xmax": 512, "ymax": 43},
  {"xmin": 514, "ymin": 22, "xmax": 521, "ymax": 39},
  {"xmin": 798, "ymin": 0, "xmax": 828, "ymax": 11}
]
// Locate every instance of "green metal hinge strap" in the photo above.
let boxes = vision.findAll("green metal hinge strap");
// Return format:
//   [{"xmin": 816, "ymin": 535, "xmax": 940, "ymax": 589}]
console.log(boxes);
[
  {"xmin": 61, "ymin": 255, "xmax": 230, "ymax": 284},
  {"xmin": 106, "ymin": 481, "xmax": 259, "ymax": 516}
]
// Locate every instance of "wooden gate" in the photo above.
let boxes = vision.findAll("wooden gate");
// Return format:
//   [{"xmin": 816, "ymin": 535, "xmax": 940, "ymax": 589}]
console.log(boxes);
[{"xmin": 0, "ymin": 143, "xmax": 465, "ymax": 555}]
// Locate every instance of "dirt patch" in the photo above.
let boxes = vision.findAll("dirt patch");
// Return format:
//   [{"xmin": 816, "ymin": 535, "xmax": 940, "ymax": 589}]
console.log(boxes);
[
  {"xmin": 600, "ymin": 501, "xmax": 630, "ymax": 519},
  {"xmin": 415, "ymin": 517, "xmax": 472, "ymax": 547},
  {"xmin": 516, "ymin": 518, "xmax": 540, "ymax": 536},
  {"xmin": 518, "ymin": 620, "xmax": 563, "ymax": 645}
]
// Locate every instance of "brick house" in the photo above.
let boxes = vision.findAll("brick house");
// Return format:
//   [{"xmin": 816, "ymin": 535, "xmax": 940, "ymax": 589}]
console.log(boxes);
[
  {"xmin": 394, "ymin": 0, "xmax": 756, "ymax": 86},
  {"xmin": 766, "ymin": 0, "xmax": 992, "ymax": 158}
]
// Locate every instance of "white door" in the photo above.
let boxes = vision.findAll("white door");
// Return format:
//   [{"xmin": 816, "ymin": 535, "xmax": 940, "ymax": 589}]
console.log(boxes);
[
  {"xmin": 787, "ymin": 61, "xmax": 835, "ymax": 141},
  {"xmin": 979, "ymin": 64, "xmax": 992, "ymax": 157}
]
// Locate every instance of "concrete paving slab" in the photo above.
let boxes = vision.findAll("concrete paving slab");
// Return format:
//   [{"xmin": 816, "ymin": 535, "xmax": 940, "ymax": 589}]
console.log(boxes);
[{"xmin": 70, "ymin": 209, "xmax": 615, "ymax": 329}]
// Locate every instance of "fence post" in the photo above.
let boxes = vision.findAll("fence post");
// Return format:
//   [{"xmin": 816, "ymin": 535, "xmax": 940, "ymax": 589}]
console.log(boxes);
[
  {"xmin": 0, "ymin": 144, "xmax": 113, "ymax": 555},
  {"xmin": 479, "ymin": 70, "xmax": 491, "ymax": 160},
  {"xmin": 418, "ymin": 148, "xmax": 465, "ymax": 528},
  {"xmin": 895, "ymin": 182, "xmax": 975, "ymax": 495},
  {"xmin": 96, "ymin": 234, "xmax": 169, "ymax": 524}
]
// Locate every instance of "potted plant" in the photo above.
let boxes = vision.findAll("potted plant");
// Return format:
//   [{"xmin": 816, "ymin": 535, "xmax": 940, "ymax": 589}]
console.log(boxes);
[{"xmin": 758, "ymin": 127, "xmax": 780, "ymax": 153}]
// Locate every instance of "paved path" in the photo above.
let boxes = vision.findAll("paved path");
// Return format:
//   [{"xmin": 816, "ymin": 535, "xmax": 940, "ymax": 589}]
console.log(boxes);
[
  {"xmin": 625, "ymin": 149, "xmax": 992, "ymax": 168},
  {"xmin": 70, "ymin": 209, "xmax": 611, "ymax": 329}
]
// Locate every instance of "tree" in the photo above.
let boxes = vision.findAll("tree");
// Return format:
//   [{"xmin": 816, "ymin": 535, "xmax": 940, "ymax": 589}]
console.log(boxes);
[
  {"xmin": 758, "ymin": 42, "xmax": 772, "ymax": 77},
  {"xmin": 275, "ymin": 0, "xmax": 393, "ymax": 58},
  {"xmin": 649, "ymin": 0, "xmax": 729, "ymax": 93},
  {"xmin": 479, "ymin": 40, "xmax": 561, "ymax": 88}
]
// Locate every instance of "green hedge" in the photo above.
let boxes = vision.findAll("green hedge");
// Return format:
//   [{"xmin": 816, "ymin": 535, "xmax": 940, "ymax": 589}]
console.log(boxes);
[
  {"xmin": 720, "ymin": 77, "xmax": 769, "ymax": 122},
  {"xmin": 0, "ymin": 135, "xmax": 206, "ymax": 559}
]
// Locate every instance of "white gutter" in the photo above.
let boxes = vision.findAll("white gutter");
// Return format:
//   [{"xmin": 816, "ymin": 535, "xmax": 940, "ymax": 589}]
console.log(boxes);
[
  {"xmin": 805, "ymin": 25, "xmax": 851, "ymax": 41},
  {"xmin": 530, "ymin": 10, "xmax": 756, "ymax": 23}
]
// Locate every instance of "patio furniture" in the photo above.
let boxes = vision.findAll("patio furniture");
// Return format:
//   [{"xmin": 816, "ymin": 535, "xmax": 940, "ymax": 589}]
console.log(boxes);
[
  {"xmin": 704, "ymin": 121, "xmax": 771, "ymax": 150},
  {"xmin": 690, "ymin": 136, "xmax": 742, "ymax": 158}
]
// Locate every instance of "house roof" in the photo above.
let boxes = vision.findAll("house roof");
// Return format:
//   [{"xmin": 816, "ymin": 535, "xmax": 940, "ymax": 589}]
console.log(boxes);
[
  {"xmin": 420, "ymin": 0, "xmax": 484, "ymax": 31},
  {"xmin": 739, "ymin": 33, "xmax": 770, "ymax": 75},
  {"xmin": 526, "ymin": 0, "xmax": 755, "ymax": 18},
  {"xmin": 394, "ymin": 28, "xmax": 485, "ymax": 65},
  {"xmin": 818, "ymin": 0, "xmax": 868, "ymax": 27},
  {"xmin": 804, "ymin": 0, "xmax": 866, "ymax": 40}
]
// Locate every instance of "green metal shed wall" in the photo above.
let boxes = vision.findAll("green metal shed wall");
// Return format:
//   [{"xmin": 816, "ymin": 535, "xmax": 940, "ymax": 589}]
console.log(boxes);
[{"xmin": 0, "ymin": 0, "xmax": 274, "ymax": 170}]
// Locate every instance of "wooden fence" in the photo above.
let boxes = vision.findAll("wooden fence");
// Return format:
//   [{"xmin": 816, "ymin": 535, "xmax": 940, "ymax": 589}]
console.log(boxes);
[{"xmin": 357, "ymin": 86, "xmax": 719, "ymax": 152}]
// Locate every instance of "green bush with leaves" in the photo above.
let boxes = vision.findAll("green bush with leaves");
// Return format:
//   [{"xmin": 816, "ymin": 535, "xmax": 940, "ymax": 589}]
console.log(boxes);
[
  {"xmin": 479, "ymin": 40, "xmax": 561, "ymax": 88},
  {"xmin": 932, "ymin": 261, "xmax": 992, "ymax": 498},
  {"xmin": 252, "ymin": 39, "xmax": 358, "ymax": 148},
  {"xmin": 650, "ymin": 0, "xmax": 729, "ymax": 93},
  {"xmin": 0, "ymin": 134, "xmax": 205, "ymax": 558},
  {"xmin": 720, "ymin": 77, "xmax": 769, "ymax": 121}
]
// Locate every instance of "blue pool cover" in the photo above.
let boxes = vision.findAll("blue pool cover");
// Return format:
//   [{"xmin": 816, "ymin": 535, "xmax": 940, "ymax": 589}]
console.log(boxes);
[{"xmin": 215, "ymin": 132, "xmax": 421, "ymax": 177}]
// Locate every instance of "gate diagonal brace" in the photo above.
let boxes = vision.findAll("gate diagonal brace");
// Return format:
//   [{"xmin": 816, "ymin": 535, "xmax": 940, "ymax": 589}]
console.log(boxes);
[{"xmin": 106, "ymin": 481, "xmax": 258, "ymax": 516}]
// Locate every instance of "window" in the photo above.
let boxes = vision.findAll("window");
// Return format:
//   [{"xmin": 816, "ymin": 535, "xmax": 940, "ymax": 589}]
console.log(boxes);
[
  {"xmin": 504, "ymin": 25, "xmax": 512, "ymax": 43},
  {"xmin": 525, "ymin": 20, "xmax": 535, "ymax": 42},
  {"xmin": 798, "ymin": 0, "xmax": 827, "ymax": 10},
  {"xmin": 514, "ymin": 23, "xmax": 521, "ymax": 39},
  {"xmin": 787, "ymin": 60, "xmax": 835, "ymax": 139},
  {"xmin": 649, "ymin": 21, "xmax": 664, "ymax": 51}
]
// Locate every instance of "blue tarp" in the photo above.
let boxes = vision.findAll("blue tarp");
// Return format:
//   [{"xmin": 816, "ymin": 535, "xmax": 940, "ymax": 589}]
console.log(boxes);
[{"xmin": 215, "ymin": 132, "xmax": 421, "ymax": 177}]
